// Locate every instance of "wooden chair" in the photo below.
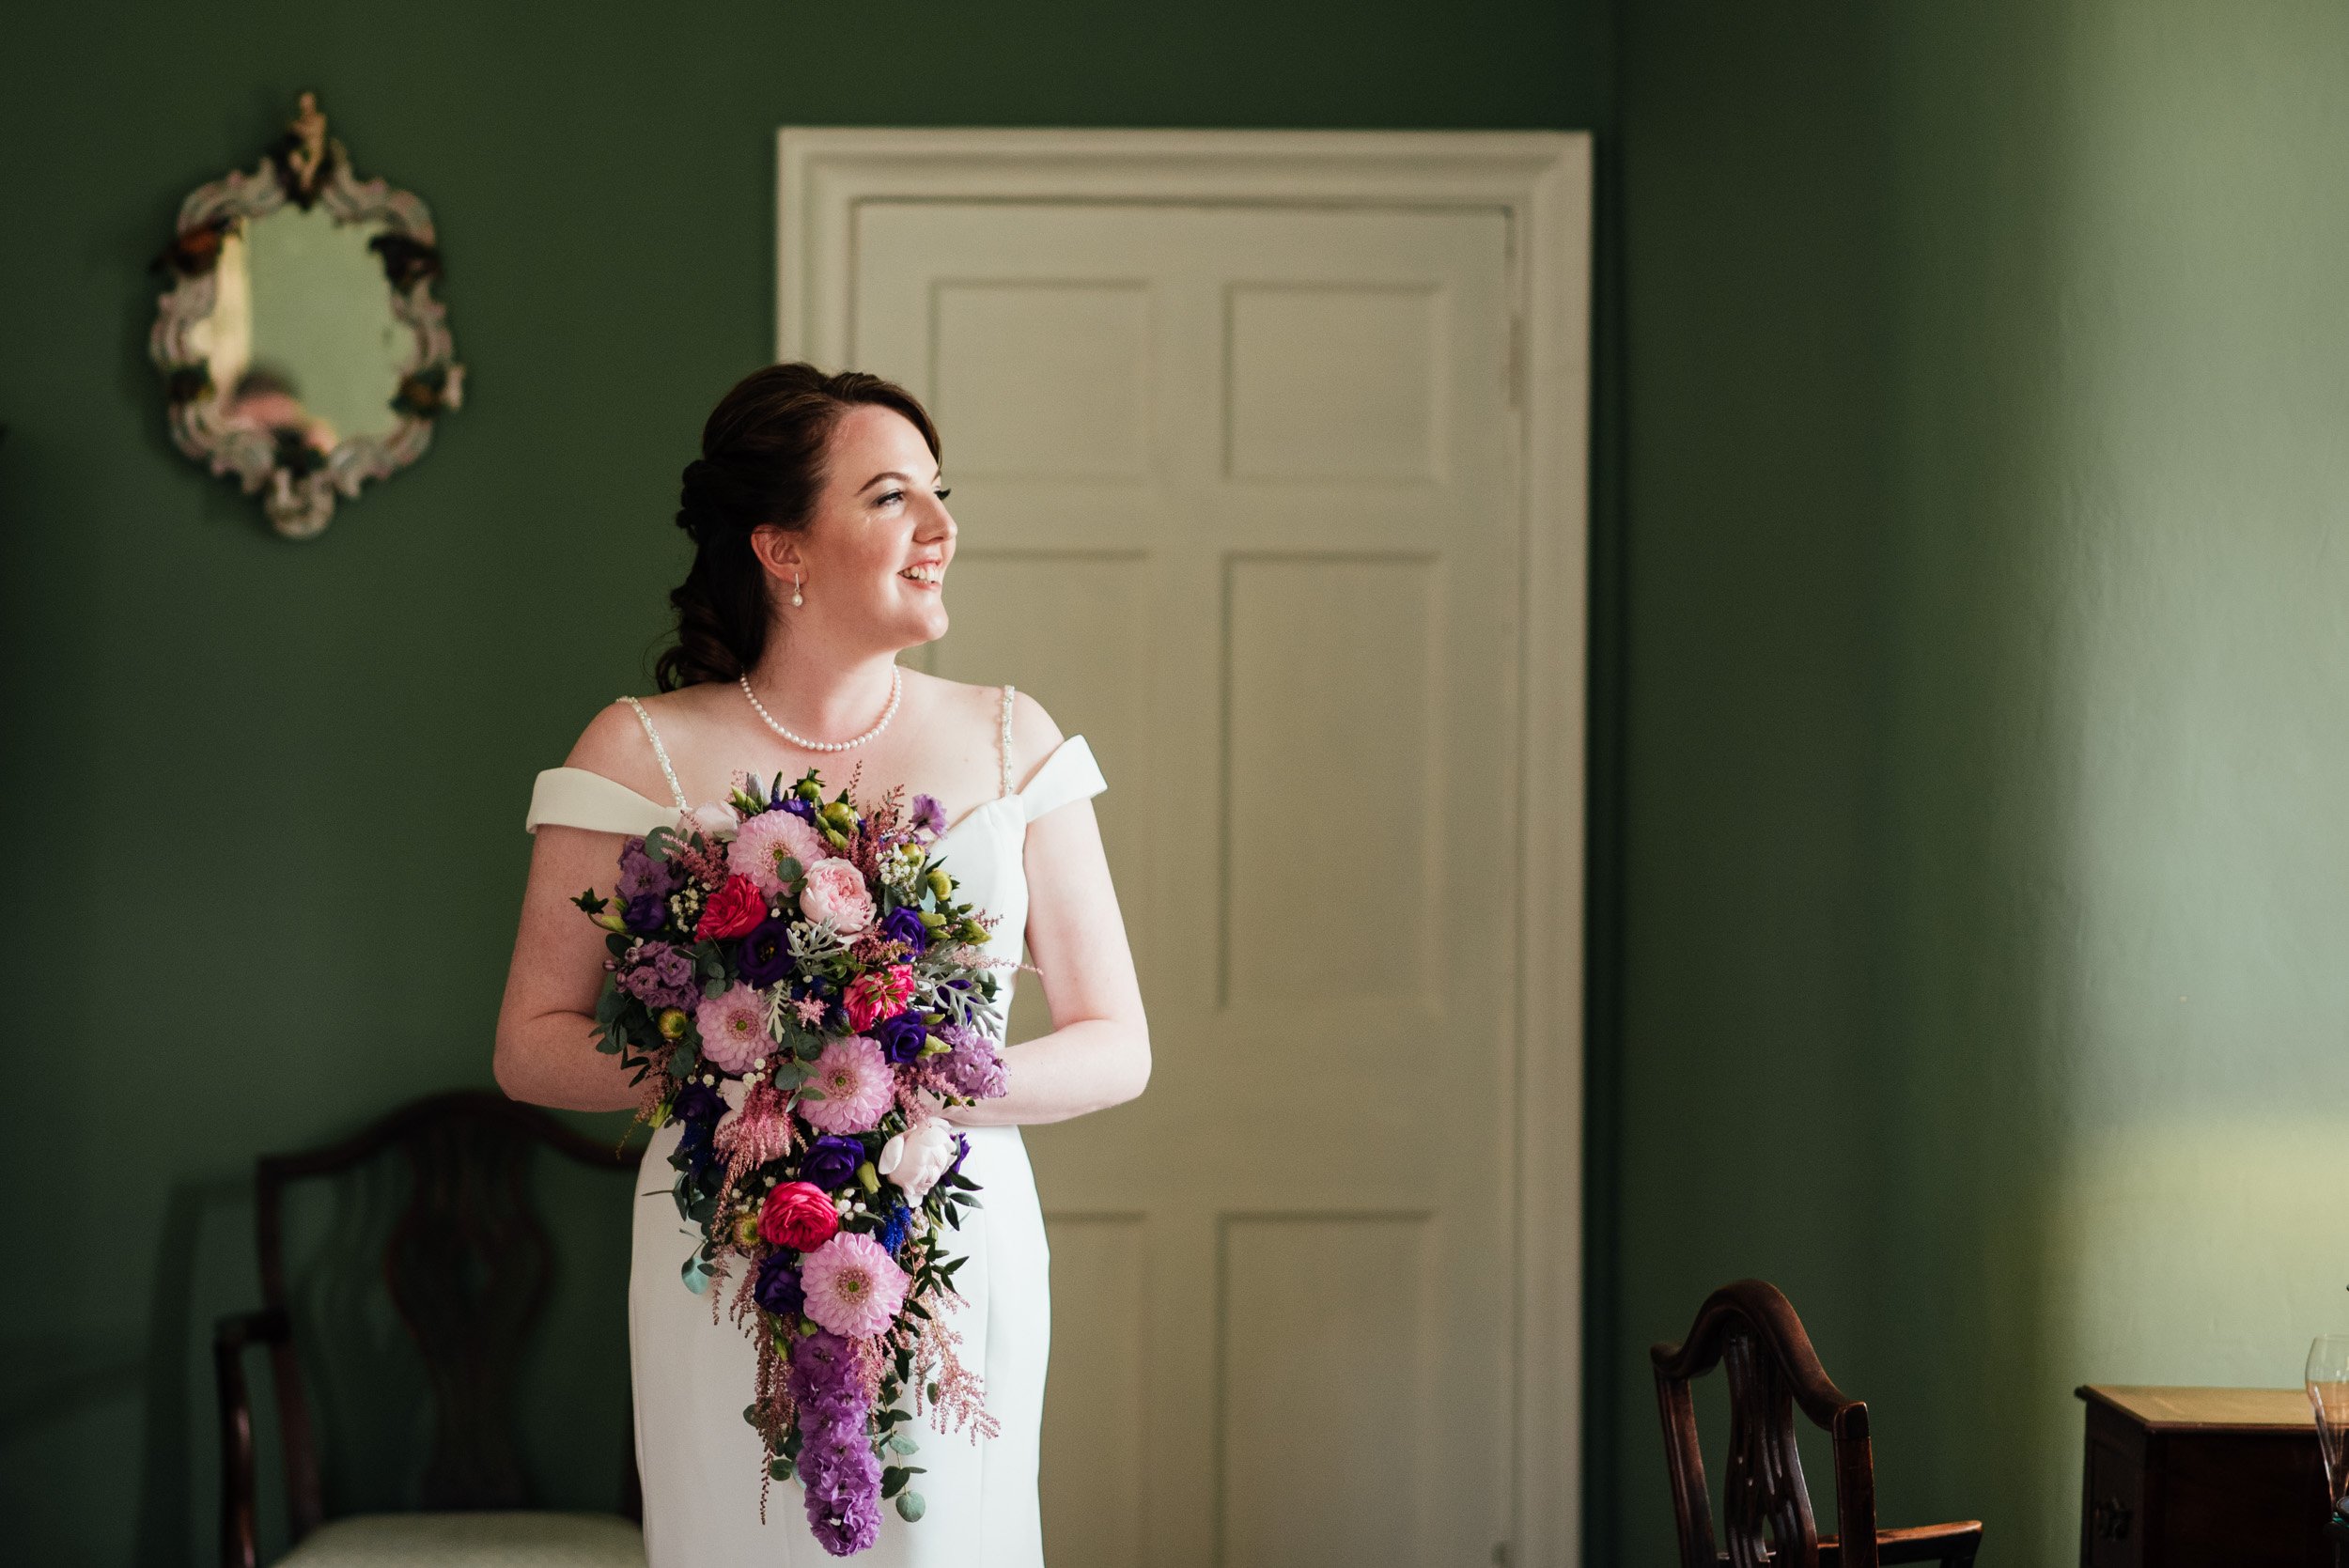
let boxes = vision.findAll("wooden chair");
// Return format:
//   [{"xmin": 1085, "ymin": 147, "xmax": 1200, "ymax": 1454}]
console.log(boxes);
[
  {"xmin": 214, "ymin": 1090, "xmax": 645, "ymax": 1568},
  {"xmin": 1652, "ymin": 1279, "xmax": 1983, "ymax": 1568}
]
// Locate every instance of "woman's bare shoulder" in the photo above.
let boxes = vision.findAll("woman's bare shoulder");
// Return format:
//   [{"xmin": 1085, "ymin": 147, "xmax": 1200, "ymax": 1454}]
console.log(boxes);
[
  {"xmin": 1004, "ymin": 686, "xmax": 1070, "ymax": 788},
  {"xmin": 899, "ymin": 668, "xmax": 1008, "ymax": 732},
  {"xmin": 899, "ymin": 670, "xmax": 1066, "ymax": 783},
  {"xmin": 559, "ymin": 695, "xmax": 677, "ymax": 802}
]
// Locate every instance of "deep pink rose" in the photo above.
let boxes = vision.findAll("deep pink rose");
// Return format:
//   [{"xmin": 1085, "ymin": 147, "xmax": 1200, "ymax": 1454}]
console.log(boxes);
[
  {"xmin": 759, "ymin": 1180, "xmax": 841, "ymax": 1251},
  {"xmin": 694, "ymin": 875, "xmax": 766, "ymax": 940},
  {"xmin": 798, "ymin": 857, "xmax": 875, "ymax": 935}
]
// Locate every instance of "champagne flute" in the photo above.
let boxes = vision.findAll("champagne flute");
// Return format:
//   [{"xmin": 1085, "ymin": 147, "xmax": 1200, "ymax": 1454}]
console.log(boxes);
[{"xmin": 2306, "ymin": 1335, "xmax": 2349, "ymax": 1514}]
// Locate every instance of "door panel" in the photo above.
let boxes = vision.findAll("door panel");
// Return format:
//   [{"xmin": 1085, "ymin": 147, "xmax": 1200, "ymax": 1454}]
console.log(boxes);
[{"xmin": 851, "ymin": 201, "xmax": 1517, "ymax": 1568}]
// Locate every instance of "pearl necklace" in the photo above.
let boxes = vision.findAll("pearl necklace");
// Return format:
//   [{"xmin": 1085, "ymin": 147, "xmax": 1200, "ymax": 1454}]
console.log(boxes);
[{"xmin": 739, "ymin": 665, "xmax": 903, "ymax": 753}]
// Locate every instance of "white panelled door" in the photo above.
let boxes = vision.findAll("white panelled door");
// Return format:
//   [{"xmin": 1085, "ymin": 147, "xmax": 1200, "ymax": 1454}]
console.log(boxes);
[{"xmin": 848, "ymin": 199, "xmax": 1522, "ymax": 1568}]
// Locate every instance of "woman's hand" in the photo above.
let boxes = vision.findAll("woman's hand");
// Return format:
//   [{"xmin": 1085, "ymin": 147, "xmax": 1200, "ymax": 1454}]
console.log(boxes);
[{"xmin": 941, "ymin": 692, "xmax": 1150, "ymax": 1127}]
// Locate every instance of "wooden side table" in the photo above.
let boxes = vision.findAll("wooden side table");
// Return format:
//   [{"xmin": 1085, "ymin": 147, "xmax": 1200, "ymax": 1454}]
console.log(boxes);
[{"xmin": 2076, "ymin": 1384, "xmax": 2330, "ymax": 1566}]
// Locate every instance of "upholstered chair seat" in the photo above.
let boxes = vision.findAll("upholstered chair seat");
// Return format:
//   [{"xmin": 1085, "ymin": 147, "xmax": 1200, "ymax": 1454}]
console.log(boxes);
[{"xmin": 272, "ymin": 1510, "xmax": 645, "ymax": 1568}]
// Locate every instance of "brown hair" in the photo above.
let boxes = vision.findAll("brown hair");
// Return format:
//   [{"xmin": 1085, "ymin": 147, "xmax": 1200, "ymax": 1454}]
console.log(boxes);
[{"xmin": 654, "ymin": 363, "xmax": 941, "ymax": 691}]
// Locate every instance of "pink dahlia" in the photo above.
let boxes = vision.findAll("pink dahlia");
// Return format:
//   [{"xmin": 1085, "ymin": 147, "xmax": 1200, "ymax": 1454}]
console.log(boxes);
[
  {"xmin": 729, "ymin": 809, "xmax": 830, "ymax": 896},
  {"xmin": 800, "ymin": 1231, "xmax": 910, "ymax": 1338},
  {"xmin": 798, "ymin": 1035, "xmax": 894, "ymax": 1134},
  {"xmin": 696, "ymin": 983, "xmax": 768, "ymax": 1074}
]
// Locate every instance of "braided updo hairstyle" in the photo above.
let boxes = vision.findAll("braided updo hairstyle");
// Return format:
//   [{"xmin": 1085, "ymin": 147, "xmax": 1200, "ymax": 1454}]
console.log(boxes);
[{"xmin": 654, "ymin": 362, "xmax": 941, "ymax": 691}]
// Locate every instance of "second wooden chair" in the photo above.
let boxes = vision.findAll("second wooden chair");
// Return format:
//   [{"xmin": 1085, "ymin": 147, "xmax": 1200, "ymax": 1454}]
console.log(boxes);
[{"xmin": 1651, "ymin": 1278, "xmax": 1983, "ymax": 1568}]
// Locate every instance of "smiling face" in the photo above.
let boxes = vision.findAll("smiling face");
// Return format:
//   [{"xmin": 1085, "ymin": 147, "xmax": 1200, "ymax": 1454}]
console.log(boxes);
[{"xmin": 754, "ymin": 402, "xmax": 955, "ymax": 651}]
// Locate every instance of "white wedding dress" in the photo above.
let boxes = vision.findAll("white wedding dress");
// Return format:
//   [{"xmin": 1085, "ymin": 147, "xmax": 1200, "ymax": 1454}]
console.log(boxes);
[{"xmin": 524, "ymin": 684, "xmax": 1106, "ymax": 1567}]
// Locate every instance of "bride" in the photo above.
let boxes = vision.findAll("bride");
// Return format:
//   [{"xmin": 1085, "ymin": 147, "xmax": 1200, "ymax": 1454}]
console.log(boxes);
[{"xmin": 493, "ymin": 363, "xmax": 1151, "ymax": 1565}]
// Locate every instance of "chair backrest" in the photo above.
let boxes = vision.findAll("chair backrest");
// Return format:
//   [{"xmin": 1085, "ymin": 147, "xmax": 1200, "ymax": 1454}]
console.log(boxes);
[
  {"xmin": 1650, "ymin": 1279, "xmax": 1878, "ymax": 1568},
  {"xmin": 251, "ymin": 1090, "xmax": 639, "ymax": 1537}
]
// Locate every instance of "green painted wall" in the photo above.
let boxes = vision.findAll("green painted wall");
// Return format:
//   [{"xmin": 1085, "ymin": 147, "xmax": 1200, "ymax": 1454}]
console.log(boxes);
[
  {"xmin": 29, "ymin": 1, "xmax": 2339, "ymax": 1562},
  {"xmin": 1607, "ymin": 2, "xmax": 2349, "ymax": 1561},
  {"xmin": 0, "ymin": 5, "xmax": 1612, "ymax": 1565}
]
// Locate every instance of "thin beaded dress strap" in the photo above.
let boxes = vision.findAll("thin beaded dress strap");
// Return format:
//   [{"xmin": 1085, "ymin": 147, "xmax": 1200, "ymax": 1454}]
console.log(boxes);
[
  {"xmin": 999, "ymin": 684, "xmax": 1017, "ymax": 797},
  {"xmin": 620, "ymin": 696, "xmax": 690, "ymax": 810}
]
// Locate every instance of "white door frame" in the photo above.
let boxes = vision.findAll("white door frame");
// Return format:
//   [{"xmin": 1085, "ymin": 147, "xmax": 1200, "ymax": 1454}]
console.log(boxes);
[{"xmin": 777, "ymin": 126, "xmax": 1591, "ymax": 1568}]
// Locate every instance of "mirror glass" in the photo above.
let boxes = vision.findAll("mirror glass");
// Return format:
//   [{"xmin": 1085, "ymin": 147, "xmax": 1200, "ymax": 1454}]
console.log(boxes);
[
  {"xmin": 150, "ymin": 93, "xmax": 461, "ymax": 538},
  {"xmin": 193, "ymin": 207, "xmax": 410, "ymax": 454}
]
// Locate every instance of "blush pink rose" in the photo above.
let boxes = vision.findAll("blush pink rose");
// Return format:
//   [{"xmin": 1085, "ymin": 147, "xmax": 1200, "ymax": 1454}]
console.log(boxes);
[{"xmin": 798, "ymin": 856, "xmax": 875, "ymax": 936}]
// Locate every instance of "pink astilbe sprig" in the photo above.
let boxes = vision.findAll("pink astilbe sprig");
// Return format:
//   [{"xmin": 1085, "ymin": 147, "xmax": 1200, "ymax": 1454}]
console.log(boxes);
[
  {"xmin": 751, "ymin": 1327, "xmax": 799, "ymax": 1525},
  {"xmin": 850, "ymin": 1328, "xmax": 892, "ymax": 1411},
  {"xmin": 671, "ymin": 831, "xmax": 733, "ymax": 888},
  {"xmin": 847, "ymin": 931, "xmax": 917, "ymax": 967},
  {"xmin": 713, "ymin": 1083, "xmax": 797, "ymax": 1212},
  {"xmin": 893, "ymin": 1283, "xmax": 1001, "ymax": 1442}
]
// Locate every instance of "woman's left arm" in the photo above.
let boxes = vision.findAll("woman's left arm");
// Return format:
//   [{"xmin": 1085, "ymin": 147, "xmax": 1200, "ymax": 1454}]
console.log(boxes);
[{"xmin": 947, "ymin": 707, "xmax": 1150, "ymax": 1127}]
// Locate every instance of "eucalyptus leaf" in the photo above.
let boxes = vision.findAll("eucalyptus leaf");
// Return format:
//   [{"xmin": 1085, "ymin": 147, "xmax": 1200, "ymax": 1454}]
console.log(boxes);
[{"xmin": 896, "ymin": 1492, "xmax": 926, "ymax": 1523}]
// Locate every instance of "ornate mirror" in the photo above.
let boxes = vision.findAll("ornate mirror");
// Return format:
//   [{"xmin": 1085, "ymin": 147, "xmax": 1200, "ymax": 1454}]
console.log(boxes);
[{"xmin": 149, "ymin": 94, "xmax": 463, "ymax": 539}]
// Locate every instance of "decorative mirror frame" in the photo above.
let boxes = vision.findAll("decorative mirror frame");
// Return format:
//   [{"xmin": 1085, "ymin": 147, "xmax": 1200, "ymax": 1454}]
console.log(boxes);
[{"xmin": 148, "ymin": 94, "xmax": 463, "ymax": 539}]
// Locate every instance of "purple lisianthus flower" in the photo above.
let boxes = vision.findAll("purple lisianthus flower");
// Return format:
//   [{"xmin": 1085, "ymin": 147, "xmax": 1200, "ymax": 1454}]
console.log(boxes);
[
  {"xmin": 671, "ymin": 1081, "xmax": 724, "ymax": 1171},
  {"xmin": 617, "ymin": 836, "xmax": 682, "ymax": 903},
  {"xmin": 754, "ymin": 1250, "xmax": 805, "ymax": 1316},
  {"xmin": 782, "ymin": 793, "xmax": 818, "ymax": 825},
  {"xmin": 623, "ymin": 892, "xmax": 666, "ymax": 934},
  {"xmin": 879, "ymin": 905, "xmax": 929, "ymax": 955},
  {"xmin": 873, "ymin": 1010, "xmax": 929, "ymax": 1066},
  {"xmin": 673, "ymin": 1082, "xmax": 723, "ymax": 1125},
  {"xmin": 617, "ymin": 940, "xmax": 699, "ymax": 1012},
  {"xmin": 909, "ymin": 793, "xmax": 945, "ymax": 836},
  {"xmin": 798, "ymin": 1135, "xmax": 864, "ymax": 1190},
  {"xmin": 737, "ymin": 915, "xmax": 796, "ymax": 987},
  {"xmin": 945, "ymin": 1132, "xmax": 972, "ymax": 1183}
]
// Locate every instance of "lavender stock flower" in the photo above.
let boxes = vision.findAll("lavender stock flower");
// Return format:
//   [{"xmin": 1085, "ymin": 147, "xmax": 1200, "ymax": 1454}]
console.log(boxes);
[
  {"xmin": 617, "ymin": 836, "xmax": 681, "ymax": 902},
  {"xmin": 617, "ymin": 940, "xmax": 698, "ymax": 1011},
  {"xmin": 936, "ymin": 1023, "xmax": 1007, "ymax": 1100}
]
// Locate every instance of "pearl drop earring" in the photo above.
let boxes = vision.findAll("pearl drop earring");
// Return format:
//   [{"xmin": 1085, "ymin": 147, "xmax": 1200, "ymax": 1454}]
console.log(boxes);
[{"xmin": 791, "ymin": 570, "xmax": 804, "ymax": 608}]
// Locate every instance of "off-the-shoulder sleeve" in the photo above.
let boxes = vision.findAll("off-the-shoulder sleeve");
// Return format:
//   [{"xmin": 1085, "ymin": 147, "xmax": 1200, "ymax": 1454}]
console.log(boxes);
[
  {"xmin": 525, "ymin": 767, "xmax": 679, "ymax": 836},
  {"xmin": 1019, "ymin": 735, "xmax": 1108, "ymax": 823}
]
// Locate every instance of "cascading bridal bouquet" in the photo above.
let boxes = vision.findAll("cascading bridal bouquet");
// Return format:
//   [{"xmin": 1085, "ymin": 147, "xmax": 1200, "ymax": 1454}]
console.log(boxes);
[{"xmin": 573, "ymin": 766, "xmax": 1013, "ymax": 1555}]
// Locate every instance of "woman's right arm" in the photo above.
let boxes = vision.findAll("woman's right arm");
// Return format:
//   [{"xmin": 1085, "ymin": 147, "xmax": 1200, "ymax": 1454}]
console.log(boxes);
[{"xmin": 493, "ymin": 703, "xmax": 672, "ymax": 1111}]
